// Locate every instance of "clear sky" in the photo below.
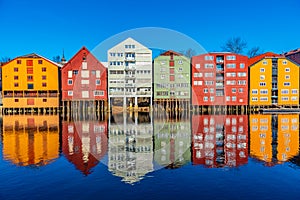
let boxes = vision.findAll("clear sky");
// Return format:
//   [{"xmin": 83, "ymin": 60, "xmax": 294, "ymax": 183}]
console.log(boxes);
[{"xmin": 0, "ymin": 0, "xmax": 299, "ymax": 61}]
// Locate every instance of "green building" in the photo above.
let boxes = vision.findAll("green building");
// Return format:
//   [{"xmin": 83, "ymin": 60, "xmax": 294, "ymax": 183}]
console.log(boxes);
[{"xmin": 153, "ymin": 51, "xmax": 191, "ymax": 111}]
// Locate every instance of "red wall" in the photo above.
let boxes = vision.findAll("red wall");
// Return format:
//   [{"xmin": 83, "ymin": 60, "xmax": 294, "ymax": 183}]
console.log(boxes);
[
  {"xmin": 192, "ymin": 53, "xmax": 248, "ymax": 106},
  {"xmin": 61, "ymin": 47, "xmax": 107, "ymax": 100}
]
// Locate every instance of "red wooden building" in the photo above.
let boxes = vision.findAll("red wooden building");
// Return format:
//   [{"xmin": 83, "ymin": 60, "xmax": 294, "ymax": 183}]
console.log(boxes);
[
  {"xmin": 62, "ymin": 120, "xmax": 108, "ymax": 175},
  {"xmin": 61, "ymin": 47, "xmax": 107, "ymax": 115},
  {"xmin": 192, "ymin": 53, "xmax": 248, "ymax": 107},
  {"xmin": 192, "ymin": 115, "xmax": 248, "ymax": 167}
]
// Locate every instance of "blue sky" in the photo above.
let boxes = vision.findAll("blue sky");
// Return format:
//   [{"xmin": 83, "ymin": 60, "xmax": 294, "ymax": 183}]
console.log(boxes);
[{"xmin": 0, "ymin": 0, "xmax": 299, "ymax": 61}]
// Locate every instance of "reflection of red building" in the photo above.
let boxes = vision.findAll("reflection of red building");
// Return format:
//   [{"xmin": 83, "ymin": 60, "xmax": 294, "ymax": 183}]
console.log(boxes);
[
  {"xmin": 62, "ymin": 120, "xmax": 108, "ymax": 175},
  {"xmin": 192, "ymin": 115, "xmax": 248, "ymax": 167}
]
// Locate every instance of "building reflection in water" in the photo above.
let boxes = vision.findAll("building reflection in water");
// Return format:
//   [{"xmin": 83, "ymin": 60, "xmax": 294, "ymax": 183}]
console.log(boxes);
[
  {"xmin": 62, "ymin": 119, "xmax": 108, "ymax": 175},
  {"xmin": 154, "ymin": 113, "xmax": 191, "ymax": 169},
  {"xmin": 250, "ymin": 114, "xmax": 299, "ymax": 165},
  {"xmin": 192, "ymin": 115, "xmax": 248, "ymax": 168},
  {"xmin": 108, "ymin": 112, "xmax": 153, "ymax": 184},
  {"xmin": 2, "ymin": 115, "xmax": 59, "ymax": 167}
]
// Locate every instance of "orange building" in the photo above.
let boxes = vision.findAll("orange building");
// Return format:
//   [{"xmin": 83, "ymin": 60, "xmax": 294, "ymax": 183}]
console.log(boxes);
[
  {"xmin": 2, "ymin": 115, "xmax": 59, "ymax": 166},
  {"xmin": 249, "ymin": 53, "xmax": 300, "ymax": 107},
  {"xmin": 1, "ymin": 53, "xmax": 60, "ymax": 113}
]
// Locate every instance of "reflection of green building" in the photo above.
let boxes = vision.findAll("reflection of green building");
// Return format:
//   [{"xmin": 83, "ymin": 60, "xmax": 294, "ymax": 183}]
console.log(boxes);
[
  {"xmin": 153, "ymin": 51, "xmax": 191, "ymax": 111},
  {"xmin": 154, "ymin": 118, "xmax": 191, "ymax": 168},
  {"xmin": 108, "ymin": 113, "xmax": 153, "ymax": 184}
]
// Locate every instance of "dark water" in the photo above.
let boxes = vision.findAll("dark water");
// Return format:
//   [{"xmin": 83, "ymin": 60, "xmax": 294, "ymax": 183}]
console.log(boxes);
[{"xmin": 0, "ymin": 113, "xmax": 300, "ymax": 200}]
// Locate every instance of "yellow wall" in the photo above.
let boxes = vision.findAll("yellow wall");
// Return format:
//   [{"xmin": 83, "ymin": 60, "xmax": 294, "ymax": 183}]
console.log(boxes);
[
  {"xmin": 2, "ymin": 115, "xmax": 59, "ymax": 166},
  {"xmin": 249, "ymin": 114, "xmax": 272, "ymax": 162},
  {"xmin": 2, "ymin": 57, "xmax": 59, "ymax": 108},
  {"xmin": 277, "ymin": 115, "xmax": 299, "ymax": 162},
  {"xmin": 249, "ymin": 59, "xmax": 272, "ymax": 106},
  {"xmin": 277, "ymin": 59, "xmax": 299, "ymax": 105}
]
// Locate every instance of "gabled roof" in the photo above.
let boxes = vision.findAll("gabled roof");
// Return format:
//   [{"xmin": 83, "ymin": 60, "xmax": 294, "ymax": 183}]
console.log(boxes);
[
  {"xmin": 159, "ymin": 50, "xmax": 183, "ymax": 56},
  {"xmin": 61, "ymin": 46, "xmax": 106, "ymax": 70},
  {"xmin": 1, "ymin": 53, "xmax": 61, "ymax": 68},
  {"xmin": 283, "ymin": 48, "xmax": 300, "ymax": 56},
  {"xmin": 248, "ymin": 52, "xmax": 282, "ymax": 67},
  {"xmin": 108, "ymin": 37, "xmax": 151, "ymax": 52}
]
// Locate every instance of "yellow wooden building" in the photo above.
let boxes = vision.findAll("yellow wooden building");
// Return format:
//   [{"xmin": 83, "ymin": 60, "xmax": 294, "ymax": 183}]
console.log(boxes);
[
  {"xmin": 2, "ymin": 115, "xmax": 59, "ymax": 166},
  {"xmin": 249, "ymin": 52, "xmax": 300, "ymax": 107},
  {"xmin": 1, "ymin": 53, "xmax": 60, "ymax": 113}
]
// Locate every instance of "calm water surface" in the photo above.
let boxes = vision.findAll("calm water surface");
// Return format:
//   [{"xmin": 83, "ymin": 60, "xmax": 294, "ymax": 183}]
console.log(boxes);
[{"xmin": 0, "ymin": 113, "xmax": 300, "ymax": 200}]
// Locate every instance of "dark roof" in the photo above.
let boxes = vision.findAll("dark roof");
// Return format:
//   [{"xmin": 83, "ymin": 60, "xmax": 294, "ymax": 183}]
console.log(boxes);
[
  {"xmin": 160, "ymin": 50, "xmax": 183, "ymax": 56},
  {"xmin": 283, "ymin": 48, "xmax": 300, "ymax": 56},
  {"xmin": 248, "ymin": 52, "xmax": 282, "ymax": 66}
]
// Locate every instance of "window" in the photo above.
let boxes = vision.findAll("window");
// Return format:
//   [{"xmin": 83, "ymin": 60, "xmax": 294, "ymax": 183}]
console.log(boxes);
[
  {"xmin": 27, "ymin": 75, "xmax": 33, "ymax": 81},
  {"xmin": 232, "ymin": 88, "xmax": 236, "ymax": 93},
  {"xmin": 161, "ymin": 75, "xmax": 165, "ymax": 79},
  {"xmin": 96, "ymin": 79, "xmax": 101, "ymax": 85},
  {"xmin": 210, "ymin": 88, "xmax": 214, "ymax": 93},
  {"xmin": 260, "ymin": 97, "xmax": 268, "ymax": 101},
  {"xmin": 260, "ymin": 89, "xmax": 268, "ymax": 94},
  {"xmin": 170, "ymin": 75, "xmax": 175, "ymax": 81},
  {"xmin": 94, "ymin": 90, "xmax": 104, "ymax": 96},
  {"xmin": 281, "ymin": 97, "xmax": 289, "ymax": 101},
  {"xmin": 68, "ymin": 91, "xmax": 73, "ymax": 96},
  {"xmin": 26, "ymin": 60, "xmax": 33, "ymax": 66},
  {"xmin": 232, "ymin": 96, "xmax": 237, "ymax": 101},
  {"xmin": 204, "ymin": 88, "xmax": 208, "ymax": 93},
  {"xmin": 240, "ymin": 63, "xmax": 245, "ymax": 68},
  {"xmin": 196, "ymin": 64, "xmax": 200, "ymax": 69},
  {"xmin": 73, "ymin": 70, "xmax": 79, "ymax": 75},
  {"xmin": 226, "ymin": 96, "xmax": 231, "ymax": 101},
  {"xmin": 283, "ymin": 60, "xmax": 288, "ymax": 65},
  {"xmin": 205, "ymin": 81, "xmax": 214, "ymax": 85},
  {"xmin": 292, "ymin": 89, "xmax": 298, "ymax": 94},
  {"xmin": 42, "ymin": 75, "xmax": 46, "ymax": 80},
  {"xmin": 237, "ymin": 72, "xmax": 246, "ymax": 77},
  {"xmin": 226, "ymin": 55, "xmax": 236, "ymax": 60},
  {"xmin": 281, "ymin": 89, "xmax": 289, "ymax": 94},
  {"xmin": 178, "ymin": 67, "xmax": 183, "ymax": 71},
  {"xmin": 226, "ymin": 80, "xmax": 236, "ymax": 85},
  {"xmin": 285, "ymin": 75, "xmax": 290, "ymax": 79},
  {"xmin": 238, "ymin": 80, "xmax": 246, "ymax": 86},
  {"xmin": 204, "ymin": 64, "xmax": 214, "ymax": 68},
  {"xmin": 96, "ymin": 70, "xmax": 101, "ymax": 78},
  {"xmin": 82, "ymin": 62, "xmax": 87, "ymax": 69},
  {"xmin": 43, "ymin": 99, "xmax": 47, "ymax": 102},
  {"xmin": 205, "ymin": 72, "xmax": 214, "ymax": 77},
  {"xmin": 210, "ymin": 96, "xmax": 214, "ymax": 102},
  {"xmin": 284, "ymin": 82, "xmax": 290, "ymax": 86},
  {"xmin": 291, "ymin": 96, "xmax": 297, "ymax": 101},
  {"xmin": 14, "ymin": 67, "xmax": 18, "ymax": 72},
  {"xmin": 205, "ymin": 56, "xmax": 214, "ymax": 60},
  {"xmin": 17, "ymin": 60, "xmax": 21, "ymax": 64},
  {"xmin": 252, "ymin": 97, "xmax": 258, "ymax": 101},
  {"xmin": 42, "ymin": 82, "xmax": 47, "ymax": 87},
  {"xmin": 203, "ymin": 96, "xmax": 208, "ymax": 101},
  {"xmin": 239, "ymin": 88, "xmax": 244, "ymax": 93},
  {"xmin": 68, "ymin": 79, "xmax": 73, "ymax": 85},
  {"xmin": 260, "ymin": 82, "xmax": 266, "ymax": 86},
  {"xmin": 260, "ymin": 75, "xmax": 265, "ymax": 80},
  {"xmin": 82, "ymin": 91, "xmax": 89, "ymax": 98},
  {"xmin": 178, "ymin": 60, "xmax": 183, "ymax": 65},
  {"xmin": 42, "ymin": 67, "xmax": 47, "ymax": 72},
  {"xmin": 252, "ymin": 89, "xmax": 258, "ymax": 94},
  {"xmin": 226, "ymin": 72, "xmax": 236, "ymax": 77},
  {"xmin": 27, "ymin": 67, "xmax": 33, "ymax": 74},
  {"xmin": 38, "ymin": 60, "xmax": 43, "ymax": 64},
  {"xmin": 14, "ymin": 76, "xmax": 18, "ymax": 80},
  {"xmin": 262, "ymin": 60, "xmax": 268, "ymax": 65},
  {"xmin": 28, "ymin": 84, "xmax": 34, "ymax": 89},
  {"xmin": 226, "ymin": 64, "xmax": 236, "ymax": 68},
  {"xmin": 285, "ymin": 68, "xmax": 290, "ymax": 72},
  {"xmin": 260, "ymin": 68, "xmax": 265, "ymax": 72},
  {"xmin": 14, "ymin": 83, "xmax": 19, "ymax": 87},
  {"xmin": 15, "ymin": 99, "xmax": 19, "ymax": 102}
]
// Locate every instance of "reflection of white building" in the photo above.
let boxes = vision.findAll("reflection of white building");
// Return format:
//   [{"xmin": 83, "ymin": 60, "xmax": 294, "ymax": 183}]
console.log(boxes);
[{"xmin": 108, "ymin": 113, "xmax": 153, "ymax": 184}]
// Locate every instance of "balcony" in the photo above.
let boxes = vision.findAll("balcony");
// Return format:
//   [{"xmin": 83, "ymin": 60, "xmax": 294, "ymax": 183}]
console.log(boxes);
[
  {"xmin": 125, "ymin": 57, "xmax": 135, "ymax": 61},
  {"xmin": 216, "ymin": 57, "xmax": 224, "ymax": 64},
  {"xmin": 125, "ymin": 74, "xmax": 135, "ymax": 79},
  {"xmin": 136, "ymin": 91, "xmax": 151, "ymax": 95},
  {"xmin": 216, "ymin": 83, "xmax": 224, "ymax": 88},
  {"xmin": 125, "ymin": 83, "xmax": 135, "ymax": 87},
  {"xmin": 125, "ymin": 66, "xmax": 136, "ymax": 71}
]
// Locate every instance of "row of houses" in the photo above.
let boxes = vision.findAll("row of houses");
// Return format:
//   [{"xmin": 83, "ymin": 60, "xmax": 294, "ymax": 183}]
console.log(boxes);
[{"xmin": 1, "ymin": 37, "xmax": 300, "ymax": 114}]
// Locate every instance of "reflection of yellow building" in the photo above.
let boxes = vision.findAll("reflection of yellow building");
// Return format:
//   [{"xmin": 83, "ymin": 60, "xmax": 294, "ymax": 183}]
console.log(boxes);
[
  {"xmin": 2, "ymin": 115, "xmax": 59, "ymax": 166},
  {"xmin": 277, "ymin": 115, "xmax": 299, "ymax": 162},
  {"xmin": 250, "ymin": 115, "xmax": 272, "ymax": 162},
  {"xmin": 250, "ymin": 114, "xmax": 299, "ymax": 164}
]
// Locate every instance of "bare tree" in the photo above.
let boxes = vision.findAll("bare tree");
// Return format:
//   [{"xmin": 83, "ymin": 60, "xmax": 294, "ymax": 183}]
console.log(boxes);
[
  {"xmin": 52, "ymin": 55, "xmax": 61, "ymax": 63},
  {"xmin": 247, "ymin": 46, "xmax": 262, "ymax": 58},
  {"xmin": 180, "ymin": 48, "xmax": 196, "ymax": 58},
  {"xmin": 1, "ymin": 57, "xmax": 11, "ymax": 63},
  {"xmin": 221, "ymin": 37, "xmax": 247, "ymax": 54}
]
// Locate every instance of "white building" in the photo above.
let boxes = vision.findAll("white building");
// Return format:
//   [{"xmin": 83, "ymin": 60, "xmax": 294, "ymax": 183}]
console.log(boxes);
[{"xmin": 107, "ymin": 38, "xmax": 152, "ymax": 111}]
